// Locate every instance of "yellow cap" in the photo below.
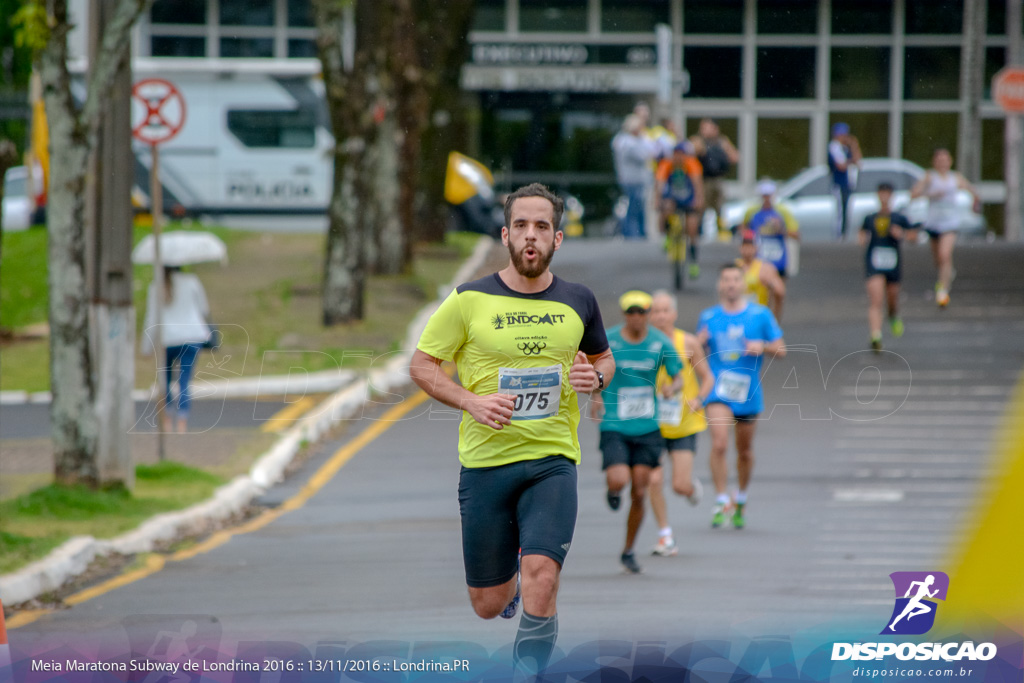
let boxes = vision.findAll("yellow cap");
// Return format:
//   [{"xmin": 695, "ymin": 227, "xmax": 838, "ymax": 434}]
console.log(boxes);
[{"xmin": 619, "ymin": 290, "xmax": 653, "ymax": 312}]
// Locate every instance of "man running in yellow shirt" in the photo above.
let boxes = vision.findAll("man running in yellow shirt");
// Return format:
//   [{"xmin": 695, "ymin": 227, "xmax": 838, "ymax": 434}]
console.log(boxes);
[
  {"xmin": 647, "ymin": 290, "xmax": 714, "ymax": 556},
  {"xmin": 736, "ymin": 229, "xmax": 786, "ymax": 320},
  {"xmin": 410, "ymin": 183, "xmax": 615, "ymax": 679}
]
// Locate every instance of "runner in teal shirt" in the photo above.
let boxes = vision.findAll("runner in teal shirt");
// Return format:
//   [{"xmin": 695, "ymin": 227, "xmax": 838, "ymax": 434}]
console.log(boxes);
[{"xmin": 593, "ymin": 290, "xmax": 682, "ymax": 574}]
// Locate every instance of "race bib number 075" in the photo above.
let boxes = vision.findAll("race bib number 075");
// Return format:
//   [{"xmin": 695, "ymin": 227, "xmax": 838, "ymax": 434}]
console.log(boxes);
[{"xmin": 499, "ymin": 365, "xmax": 562, "ymax": 420}]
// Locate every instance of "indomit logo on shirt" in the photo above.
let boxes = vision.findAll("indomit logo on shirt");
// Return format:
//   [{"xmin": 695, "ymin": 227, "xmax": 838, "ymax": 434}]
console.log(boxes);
[
  {"xmin": 881, "ymin": 571, "xmax": 950, "ymax": 635},
  {"xmin": 498, "ymin": 312, "xmax": 567, "ymax": 329}
]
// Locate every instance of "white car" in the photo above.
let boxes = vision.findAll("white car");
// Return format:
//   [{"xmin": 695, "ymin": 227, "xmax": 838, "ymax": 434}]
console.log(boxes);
[
  {"xmin": 721, "ymin": 158, "xmax": 985, "ymax": 243},
  {"xmin": 2, "ymin": 166, "xmax": 34, "ymax": 232}
]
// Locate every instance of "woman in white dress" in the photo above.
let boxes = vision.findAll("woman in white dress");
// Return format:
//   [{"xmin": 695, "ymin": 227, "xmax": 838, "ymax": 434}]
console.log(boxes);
[{"xmin": 910, "ymin": 147, "xmax": 980, "ymax": 308}]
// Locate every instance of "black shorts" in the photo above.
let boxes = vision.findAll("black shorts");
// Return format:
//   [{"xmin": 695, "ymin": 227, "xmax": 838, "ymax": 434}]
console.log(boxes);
[
  {"xmin": 664, "ymin": 433, "xmax": 697, "ymax": 453},
  {"xmin": 866, "ymin": 267, "xmax": 901, "ymax": 283},
  {"xmin": 600, "ymin": 429, "xmax": 664, "ymax": 470},
  {"xmin": 458, "ymin": 455, "xmax": 578, "ymax": 588}
]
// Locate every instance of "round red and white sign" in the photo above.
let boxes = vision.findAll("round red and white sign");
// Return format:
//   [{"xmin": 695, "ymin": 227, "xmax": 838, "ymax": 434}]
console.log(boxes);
[
  {"xmin": 131, "ymin": 78, "xmax": 186, "ymax": 145},
  {"xmin": 993, "ymin": 67, "xmax": 1024, "ymax": 114}
]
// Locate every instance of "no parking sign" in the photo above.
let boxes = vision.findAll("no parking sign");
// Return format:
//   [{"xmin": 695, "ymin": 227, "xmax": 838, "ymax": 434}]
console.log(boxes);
[{"xmin": 131, "ymin": 78, "xmax": 186, "ymax": 145}]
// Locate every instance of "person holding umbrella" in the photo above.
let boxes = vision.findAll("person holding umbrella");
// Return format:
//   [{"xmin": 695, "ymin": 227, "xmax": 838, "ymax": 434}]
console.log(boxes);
[{"xmin": 135, "ymin": 231, "xmax": 225, "ymax": 433}]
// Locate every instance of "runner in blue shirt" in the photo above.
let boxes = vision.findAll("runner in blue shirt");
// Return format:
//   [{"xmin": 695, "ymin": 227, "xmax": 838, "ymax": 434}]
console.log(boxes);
[
  {"xmin": 697, "ymin": 264, "xmax": 785, "ymax": 530},
  {"xmin": 592, "ymin": 290, "xmax": 682, "ymax": 574}
]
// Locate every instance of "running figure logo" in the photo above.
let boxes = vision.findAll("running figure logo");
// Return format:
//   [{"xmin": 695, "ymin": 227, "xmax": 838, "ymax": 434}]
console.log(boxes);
[{"xmin": 881, "ymin": 571, "xmax": 950, "ymax": 635}]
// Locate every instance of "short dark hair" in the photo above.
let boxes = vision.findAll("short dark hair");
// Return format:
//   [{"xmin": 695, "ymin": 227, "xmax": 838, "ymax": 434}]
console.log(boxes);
[
  {"xmin": 877, "ymin": 182, "xmax": 894, "ymax": 192},
  {"xmin": 720, "ymin": 262, "xmax": 743, "ymax": 274},
  {"xmin": 504, "ymin": 183, "xmax": 564, "ymax": 230}
]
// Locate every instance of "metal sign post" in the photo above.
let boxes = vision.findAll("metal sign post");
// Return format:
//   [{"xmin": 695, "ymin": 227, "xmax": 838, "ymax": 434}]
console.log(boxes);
[{"xmin": 131, "ymin": 78, "xmax": 186, "ymax": 459}]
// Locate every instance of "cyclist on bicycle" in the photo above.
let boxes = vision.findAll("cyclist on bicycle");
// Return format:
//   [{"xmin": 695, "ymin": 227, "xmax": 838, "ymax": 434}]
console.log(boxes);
[{"xmin": 656, "ymin": 141, "xmax": 705, "ymax": 280}]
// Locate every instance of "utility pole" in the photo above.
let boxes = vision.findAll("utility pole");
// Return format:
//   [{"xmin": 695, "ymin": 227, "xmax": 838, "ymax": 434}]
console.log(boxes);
[
  {"xmin": 1006, "ymin": 0, "xmax": 1023, "ymax": 242},
  {"xmin": 957, "ymin": 0, "xmax": 987, "ymax": 183},
  {"xmin": 87, "ymin": 0, "xmax": 136, "ymax": 489}
]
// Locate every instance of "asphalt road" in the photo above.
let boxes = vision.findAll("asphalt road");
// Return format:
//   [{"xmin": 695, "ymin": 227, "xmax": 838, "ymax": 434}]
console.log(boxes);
[{"xmin": 12, "ymin": 238, "xmax": 1024, "ymax": 669}]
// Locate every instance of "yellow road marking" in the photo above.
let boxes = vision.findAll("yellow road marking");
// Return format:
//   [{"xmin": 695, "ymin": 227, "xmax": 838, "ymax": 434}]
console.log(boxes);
[
  {"xmin": 8, "ymin": 390, "xmax": 433, "ymax": 629},
  {"xmin": 259, "ymin": 396, "xmax": 317, "ymax": 433}
]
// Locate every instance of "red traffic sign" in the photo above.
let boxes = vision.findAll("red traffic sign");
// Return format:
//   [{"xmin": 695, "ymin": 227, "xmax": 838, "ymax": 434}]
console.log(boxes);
[
  {"xmin": 993, "ymin": 67, "xmax": 1024, "ymax": 113},
  {"xmin": 131, "ymin": 78, "xmax": 186, "ymax": 145}
]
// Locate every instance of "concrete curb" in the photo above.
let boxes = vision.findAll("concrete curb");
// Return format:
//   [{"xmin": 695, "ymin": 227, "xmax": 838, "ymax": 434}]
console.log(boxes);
[{"xmin": 0, "ymin": 235, "xmax": 494, "ymax": 606}]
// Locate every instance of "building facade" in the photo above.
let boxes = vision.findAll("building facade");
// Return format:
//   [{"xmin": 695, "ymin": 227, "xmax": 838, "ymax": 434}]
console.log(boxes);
[{"xmin": 121, "ymin": 0, "xmax": 1018, "ymax": 222}]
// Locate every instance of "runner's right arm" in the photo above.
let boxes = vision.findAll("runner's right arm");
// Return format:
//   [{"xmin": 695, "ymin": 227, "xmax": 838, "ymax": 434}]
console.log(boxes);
[{"xmin": 410, "ymin": 349, "xmax": 515, "ymax": 430}]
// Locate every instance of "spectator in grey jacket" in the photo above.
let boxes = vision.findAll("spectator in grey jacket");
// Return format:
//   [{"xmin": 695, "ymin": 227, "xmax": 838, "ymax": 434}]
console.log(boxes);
[{"xmin": 612, "ymin": 114, "xmax": 655, "ymax": 239}]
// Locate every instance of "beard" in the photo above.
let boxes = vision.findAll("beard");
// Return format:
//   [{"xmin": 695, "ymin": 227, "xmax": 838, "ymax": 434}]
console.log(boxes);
[{"xmin": 509, "ymin": 240, "xmax": 555, "ymax": 278}]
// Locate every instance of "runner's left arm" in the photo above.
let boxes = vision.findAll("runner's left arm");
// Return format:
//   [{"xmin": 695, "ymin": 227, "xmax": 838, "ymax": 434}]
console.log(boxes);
[
  {"xmin": 761, "ymin": 308, "xmax": 786, "ymax": 358},
  {"xmin": 569, "ymin": 288, "xmax": 615, "ymax": 393}
]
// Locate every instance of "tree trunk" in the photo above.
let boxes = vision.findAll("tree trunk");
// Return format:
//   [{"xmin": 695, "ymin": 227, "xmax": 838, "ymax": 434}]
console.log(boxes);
[
  {"xmin": 322, "ymin": 142, "xmax": 366, "ymax": 324},
  {"xmin": 410, "ymin": 0, "xmax": 477, "ymax": 244},
  {"xmin": 314, "ymin": 0, "xmax": 381, "ymax": 324},
  {"xmin": 957, "ymin": 0, "xmax": 986, "ymax": 182},
  {"xmin": 37, "ymin": 0, "xmax": 154, "ymax": 486},
  {"xmin": 372, "ymin": 100, "xmax": 405, "ymax": 275}
]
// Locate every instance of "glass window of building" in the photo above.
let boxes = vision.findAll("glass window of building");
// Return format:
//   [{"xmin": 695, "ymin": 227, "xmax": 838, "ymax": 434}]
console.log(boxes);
[
  {"xmin": 902, "ymin": 112, "xmax": 958, "ymax": 169},
  {"xmin": 220, "ymin": 37, "xmax": 275, "ymax": 58},
  {"xmin": 904, "ymin": 47, "xmax": 959, "ymax": 99},
  {"xmin": 288, "ymin": 0, "xmax": 314, "ymax": 27},
  {"xmin": 757, "ymin": 0, "xmax": 816, "ymax": 34},
  {"xmin": 220, "ymin": 0, "xmax": 274, "ymax": 26},
  {"xmin": 981, "ymin": 118, "xmax": 1004, "ymax": 181},
  {"xmin": 288, "ymin": 39, "xmax": 317, "ymax": 59},
  {"xmin": 227, "ymin": 110, "xmax": 316, "ymax": 148},
  {"xmin": 987, "ymin": 0, "xmax": 1005, "ymax": 34},
  {"xmin": 757, "ymin": 118, "xmax": 810, "ymax": 180},
  {"xmin": 831, "ymin": 0, "xmax": 892, "ymax": 35},
  {"xmin": 519, "ymin": 0, "xmax": 587, "ymax": 33},
  {"xmin": 757, "ymin": 48, "xmax": 816, "ymax": 99},
  {"xmin": 828, "ymin": 113, "xmax": 889, "ymax": 158},
  {"xmin": 682, "ymin": 0, "xmax": 743, "ymax": 34},
  {"xmin": 985, "ymin": 47, "xmax": 1006, "ymax": 99},
  {"xmin": 602, "ymin": 0, "xmax": 670, "ymax": 33},
  {"xmin": 684, "ymin": 47, "xmax": 742, "ymax": 98},
  {"xmin": 686, "ymin": 117, "xmax": 740, "ymax": 180},
  {"xmin": 830, "ymin": 48, "xmax": 890, "ymax": 100},
  {"xmin": 472, "ymin": 0, "xmax": 505, "ymax": 32},
  {"xmin": 905, "ymin": 0, "xmax": 961, "ymax": 33},
  {"xmin": 151, "ymin": 0, "xmax": 206, "ymax": 24},
  {"xmin": 151, "ymin": 36, "xmax": 206, "ymax": 57}
]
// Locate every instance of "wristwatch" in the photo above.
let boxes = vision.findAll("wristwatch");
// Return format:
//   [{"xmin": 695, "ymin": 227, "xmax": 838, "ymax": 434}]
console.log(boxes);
[{"xmin": 595, "ymin": 370, "xmax": 605, "ymax": 390}]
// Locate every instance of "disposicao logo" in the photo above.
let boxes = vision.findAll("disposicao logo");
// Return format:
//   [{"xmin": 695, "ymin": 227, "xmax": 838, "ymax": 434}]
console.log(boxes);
[
  {"xmin": 831, "ymin": 571, "xmax": 998, "ymax": 663},
  {"xmin": 881, "ymin": 571, "xmax": 949, "ymax": 635}
]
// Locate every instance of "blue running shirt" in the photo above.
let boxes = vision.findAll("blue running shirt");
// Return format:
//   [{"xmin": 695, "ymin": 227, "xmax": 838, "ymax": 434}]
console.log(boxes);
[{"xmin": 697, "ymin": 302, "xmax": 783, "ymax": 416}]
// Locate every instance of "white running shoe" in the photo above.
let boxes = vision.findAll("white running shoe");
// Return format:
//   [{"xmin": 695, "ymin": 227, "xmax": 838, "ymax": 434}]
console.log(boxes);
[{"xmin": 687, "ymin": 477, "xmax": 704, "ymax": 506}]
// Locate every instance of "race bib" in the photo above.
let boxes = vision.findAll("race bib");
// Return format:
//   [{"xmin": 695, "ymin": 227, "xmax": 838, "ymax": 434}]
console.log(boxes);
[
  {"xmin": 658, "ymin": 396, "xmax": 683, "ymax": 426},
  {"xmin": 870, "ymin": 246, "xmax": 898, "ymax": 271},
  {"xmin": 759, "ymin": 239, "xmax": 784, "ymax": 263},
  {"xmin": 499, "ymin": 365, "xmax": 562, "ymax": 420},
  {"xmin": 716, "ymin": 370, "xmax": 752, "ymax": 403},
  {"xmin": 618, "ymin": 386, "xmax": 656, "ymax": 420}
]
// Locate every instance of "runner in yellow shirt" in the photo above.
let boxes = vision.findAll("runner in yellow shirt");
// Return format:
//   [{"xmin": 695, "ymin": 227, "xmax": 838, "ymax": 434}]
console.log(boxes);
[
  {"xmin": 410, "ymin": 183, "xmax": 615, "ymax": 679},
  {"xmin": 647, "ymin": 290, "xmax": 714, "ymax": 556},
  {"xmin": 736, "ymin": 229, "xmax": 786, "ymax": 319}
]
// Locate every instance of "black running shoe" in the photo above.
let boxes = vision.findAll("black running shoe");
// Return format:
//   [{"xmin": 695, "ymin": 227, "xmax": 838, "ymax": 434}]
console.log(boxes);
[
  {"xmin": 620, "ymin": 552, "xmax": 642, "ymax": 574},
  {"xmin": 606, "ymin": 489, "xmax": 621, "ymax": 511}
]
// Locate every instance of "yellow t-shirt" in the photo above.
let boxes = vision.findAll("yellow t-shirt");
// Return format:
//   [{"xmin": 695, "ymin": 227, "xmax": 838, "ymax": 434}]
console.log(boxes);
[
  {"xmin": 657, "ymin": 328, "xmax": 707, "ymax": 439},
  {"xmin": 737, "ymin": 257, "xmax": 770, "ymax": 306},
  {"xmin": 416, "ymin": 273, "xmax": 609, "ymax": 468}
]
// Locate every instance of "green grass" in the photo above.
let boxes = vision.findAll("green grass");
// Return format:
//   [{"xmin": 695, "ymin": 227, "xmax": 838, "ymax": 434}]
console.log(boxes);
[
  {"xmin": 1, "ymin": 225, "xmax": 482, "ymax": 391},
  {"xmin": 0, "ymin": 461, "xmax": 225, "ymax": 574}
]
